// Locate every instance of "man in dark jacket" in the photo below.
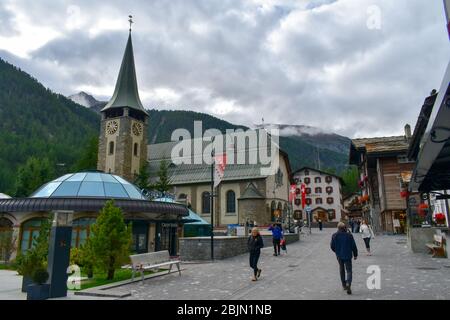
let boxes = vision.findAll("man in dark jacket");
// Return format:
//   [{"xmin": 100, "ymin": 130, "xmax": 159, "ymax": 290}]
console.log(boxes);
[
  {"xmin": 330, "ymin": 222, "xmax": 358, "ymax": 294},
  {"xmin": 248, "ymin": 228, "xmax": 264, "ymax": 281}
]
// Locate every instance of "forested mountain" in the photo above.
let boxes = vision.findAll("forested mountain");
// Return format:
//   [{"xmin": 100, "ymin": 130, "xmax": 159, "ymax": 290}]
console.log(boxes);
[
  {"xmin": 0, "ymin": 57, "xmax": 352, "ymax": 196},
  {"xmin": 0, "ymin": 58, "xmax": 100, "ymax": 195}
]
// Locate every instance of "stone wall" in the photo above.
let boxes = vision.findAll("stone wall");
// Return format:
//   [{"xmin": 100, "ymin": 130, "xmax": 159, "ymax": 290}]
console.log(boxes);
[{"xmin": 179, "ymin": 233, "xmax": 300, "ymax": 261}]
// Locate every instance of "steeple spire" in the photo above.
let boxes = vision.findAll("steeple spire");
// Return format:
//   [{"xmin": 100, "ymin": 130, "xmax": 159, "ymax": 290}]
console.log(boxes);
[{"xmin": 101, "ymin": 17, "xmax": 148, "ymax": 115}]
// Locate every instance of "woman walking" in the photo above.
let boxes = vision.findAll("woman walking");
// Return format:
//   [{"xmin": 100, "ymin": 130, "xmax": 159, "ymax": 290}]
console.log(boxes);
[
  {"xmin": 248, "ymin": 227, "xmax": 264, "ymax": 281},
  {"xmin": 360, "ymin": 220, "xmax": 374, "ymax": 255}
]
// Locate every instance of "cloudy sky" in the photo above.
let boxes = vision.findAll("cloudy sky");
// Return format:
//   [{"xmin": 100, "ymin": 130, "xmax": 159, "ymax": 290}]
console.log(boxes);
[{"xmin": 0, "ymin": 0, "xmax": 449, "ymax": 138}]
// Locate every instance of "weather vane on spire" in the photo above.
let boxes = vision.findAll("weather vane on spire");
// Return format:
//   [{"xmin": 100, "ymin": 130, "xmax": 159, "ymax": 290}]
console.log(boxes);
[{"xmin": 128, "ymin": 15, "xmax": 133, "ymax": 33}]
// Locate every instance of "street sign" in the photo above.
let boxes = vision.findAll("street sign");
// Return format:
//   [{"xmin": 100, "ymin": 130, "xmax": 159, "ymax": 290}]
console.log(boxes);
[{"xmin": 305, "ymin": 206, "xmax": 312, "ymax": 214}]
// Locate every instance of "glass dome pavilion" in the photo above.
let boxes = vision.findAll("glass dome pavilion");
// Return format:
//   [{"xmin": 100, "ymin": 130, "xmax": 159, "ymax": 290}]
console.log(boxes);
[{"xmin": 31, "ymin": 171, "xmax": 145, "ymax": 200}]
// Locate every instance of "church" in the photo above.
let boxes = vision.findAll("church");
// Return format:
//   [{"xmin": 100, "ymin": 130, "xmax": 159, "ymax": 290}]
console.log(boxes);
[{"xmin": 0, "ymin": 29, "xmax": 189, "ymax": 260}]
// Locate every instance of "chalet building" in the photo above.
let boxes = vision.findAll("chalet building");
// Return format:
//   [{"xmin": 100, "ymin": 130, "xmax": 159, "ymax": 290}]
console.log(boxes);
[
  {"xmin": 147, "ymin": 135, "xmax": 292, "ymax": 229},
  {"xmin": 406, "ymin": 62, "xmax": 450, "ymax": 252},
  {"xmin": 349, "ymin": 127, "xmax": 415, "ymax": 234},
  {"xmin": 343, "ymin": 193, "xmax": 363, "ymax": 220},
  {"xmin": 291, "ymin": 167, "xmax": 344, "ymax": 225}
]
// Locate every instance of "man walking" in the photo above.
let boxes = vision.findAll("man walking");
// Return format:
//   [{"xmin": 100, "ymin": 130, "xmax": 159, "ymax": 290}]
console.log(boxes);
[
  {"xmin": 268, "ymin": 222, "xmax": 283, "ymax": 256},
  {"xmin": 330, "ymin": 222, "xmax": 358, "ymax": 295}
]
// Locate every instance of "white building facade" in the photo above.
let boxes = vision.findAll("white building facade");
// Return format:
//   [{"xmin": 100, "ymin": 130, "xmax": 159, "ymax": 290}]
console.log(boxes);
[{"xmin": 292, "ymin": 167, "xmax": 344, "ymax": 224}]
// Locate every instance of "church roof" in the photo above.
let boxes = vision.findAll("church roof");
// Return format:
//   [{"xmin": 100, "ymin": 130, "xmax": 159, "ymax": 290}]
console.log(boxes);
[
  {"xmin": 238, "ymin": 182, "xmax": 265, "ymax": 200},
  {"xmin": 147, "ymin": 131, "xmax": 291, "ymax": 185},
  {"xmin": 101, "ymin": 33, "xmax": 148, "ymax": 115}
]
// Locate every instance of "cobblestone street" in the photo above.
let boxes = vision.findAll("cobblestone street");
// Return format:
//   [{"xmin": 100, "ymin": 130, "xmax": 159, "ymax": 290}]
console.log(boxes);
[{"xmin": 122, "ymin": 229, "xmax": 450, "ymax": 300}]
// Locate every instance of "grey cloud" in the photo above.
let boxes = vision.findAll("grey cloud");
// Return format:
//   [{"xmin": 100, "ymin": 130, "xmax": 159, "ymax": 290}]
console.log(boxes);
[{"xmin": 1, "ymin": 0, "xmax": 449, "ymax": 138}]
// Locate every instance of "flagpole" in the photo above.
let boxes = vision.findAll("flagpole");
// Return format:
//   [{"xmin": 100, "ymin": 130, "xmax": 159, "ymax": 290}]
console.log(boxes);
[{"xmin": 210, "ymin": 136, "xmax": 215, "ymax": 261}]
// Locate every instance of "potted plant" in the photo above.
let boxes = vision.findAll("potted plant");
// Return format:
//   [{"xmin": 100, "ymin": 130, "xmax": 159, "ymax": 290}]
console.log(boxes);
[
  {"xmin": 27, "ymin": 267, "xmax": 50, "ymax": 300},
  {"xmin": 16, "ymin": 250, "xmax": 43, "ymax": 292}
]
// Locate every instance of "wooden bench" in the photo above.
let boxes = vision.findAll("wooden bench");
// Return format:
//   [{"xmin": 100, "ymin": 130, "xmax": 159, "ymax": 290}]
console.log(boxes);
[
  {"xmin": 425, "ymin": 235, "xmax": 447, "ymax": 258},
  {"xmin": 124, "ymin": 250, "xmax": 181, "ymax": 283}
]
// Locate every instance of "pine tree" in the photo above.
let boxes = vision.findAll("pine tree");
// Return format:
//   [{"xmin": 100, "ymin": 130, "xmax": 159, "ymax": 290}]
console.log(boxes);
[
  {"xmin": 155, "ymin": 160, "xmax": 170, "ymax": 193},
  {"xmin": 89, "ymin": 200, "xmax": 132, "ymax": 280},
  {"xmin": 134, "ymin": 162, "xmax": 151, "ymax": 190},
  {"xmin": 14, "ymin": 157, "xmax": 56, "ymax": 197},
  {"xmin": 73, "ymin": 136, "xmax": 98, "ymax": 171}
]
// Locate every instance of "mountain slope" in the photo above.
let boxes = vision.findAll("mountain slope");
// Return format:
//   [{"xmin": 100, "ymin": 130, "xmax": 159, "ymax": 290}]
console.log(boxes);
[{"xmin": 0, "ymin": 58, "xmax": 100, "ymax": 194}]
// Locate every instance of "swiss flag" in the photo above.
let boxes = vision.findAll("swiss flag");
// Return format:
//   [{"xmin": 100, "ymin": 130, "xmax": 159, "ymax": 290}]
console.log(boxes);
[
  {"xmin": 301, "ymin": 183, "xmax": 306, "ymax": 209},
  {"xmin": 289, "ymin": 184, "xmax": 296, "ymax": 202},
  {"xmin": 214, "ymin": 153, "xmax": 227, "ymax": 188}
]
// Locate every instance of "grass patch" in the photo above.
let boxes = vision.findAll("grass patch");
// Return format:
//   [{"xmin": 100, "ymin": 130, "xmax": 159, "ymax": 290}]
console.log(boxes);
[
  {"xmin": 0, "ymin": 263, "xmax": 16, "ymax": 271},
  {"xmin": 70, "ymin": 268, "xmax": 160, "ymax": 291}
]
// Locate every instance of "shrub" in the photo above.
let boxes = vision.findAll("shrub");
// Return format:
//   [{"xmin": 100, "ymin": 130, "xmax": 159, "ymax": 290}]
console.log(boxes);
[{"xmin": 32, "ymin": 268, "xmax": 49, "ymax": 285}]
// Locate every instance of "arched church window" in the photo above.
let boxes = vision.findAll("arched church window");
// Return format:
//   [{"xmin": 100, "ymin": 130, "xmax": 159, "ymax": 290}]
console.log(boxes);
[
  {"xmin": 202, "ymin": 192, "xmax": 211, "ymax": 214},
  {"xmin": 109, "ymin": 141, "xmax": 115, "ymax": 155},
  {"xmin": 134, "ymin": 143, "xmax": 139, "ymax": 156},
  {"xmin": 226, "ymin": 190, "xmax": 236, "ymax": 213}
]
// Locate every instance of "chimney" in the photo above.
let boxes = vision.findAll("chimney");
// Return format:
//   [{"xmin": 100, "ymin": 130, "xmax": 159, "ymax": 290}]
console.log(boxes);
[{"xmin": 404, "ymin": 124, "xmax": 411, "ymax": 140}]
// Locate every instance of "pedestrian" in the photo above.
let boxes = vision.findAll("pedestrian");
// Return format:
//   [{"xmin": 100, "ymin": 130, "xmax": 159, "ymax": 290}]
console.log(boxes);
[
  {"xmin": 355, "ymin": 219, "xmax": 361, "ymax": 233},
  {"xmin": 247, "ymin": 227, "xmax": 264, "ymax": 281},
  {"xmin": 318, "ymin": 219, "xmax": 323, "ymax": 231},
  {"xmin": 360, "ymin": 219, "xmax": 374, "ymax": 256},
  {"xmin": 268, "ymin": 222, "xmax": 283, "ymax": 256},
  {"xmin": 330, "ymin": 222, "xmax": 358, "ymax": 295},
  {"xmin": 349, "ymin": 218, "xmax": 355, "ymax": 233}
]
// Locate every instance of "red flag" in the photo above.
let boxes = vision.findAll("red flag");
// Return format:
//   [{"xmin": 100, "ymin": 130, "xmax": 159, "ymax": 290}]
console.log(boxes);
[
  {"xmin": 214, "ymin": 153, "xmax": 227, "ymax": 188},
  {"xmin": 289, "ymin": 184, "xmax": 296, "ymax": 202},
  {"xmin": 301, "ymin": 183, "xmax": 306, "ymax": 209}
]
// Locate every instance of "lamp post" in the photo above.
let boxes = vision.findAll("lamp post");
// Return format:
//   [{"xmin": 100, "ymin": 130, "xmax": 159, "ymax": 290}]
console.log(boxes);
[{"xmin": 210, "ymin": 136, "xmax": 215, "ymax": 261}]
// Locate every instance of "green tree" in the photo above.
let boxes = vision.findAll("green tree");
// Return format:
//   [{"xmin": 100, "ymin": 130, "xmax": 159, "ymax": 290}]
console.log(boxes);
[
  {"xmin": 15, "ymin": 214, "xmax": 52, "ymax": 276},
  {"xmin": 89, "ymin": 200, "xmax": 132, "ymax": 280},
  {"xmin": 155, "ymin": 160, "xmax": 170, "ymax": 192},
  {"xmin": 134, "ymin": 162, "xmax": 151, "ymax": 190},
  {"xmin": 73, "ymin": 136, "xmax": 98, "ymax": 171},
  {"xmin": 14, "ymin": 157, "xmax": 55, "ymax": 197},
  {"xmin": 341, "ymin": 166, "xmax": 359, "ymax": 196}
]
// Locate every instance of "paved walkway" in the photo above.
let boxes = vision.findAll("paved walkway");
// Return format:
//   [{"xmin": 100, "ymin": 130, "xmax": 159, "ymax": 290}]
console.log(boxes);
[{"xmin": 122, "ymin": 228, "xmax": 450, "ymax": 300}]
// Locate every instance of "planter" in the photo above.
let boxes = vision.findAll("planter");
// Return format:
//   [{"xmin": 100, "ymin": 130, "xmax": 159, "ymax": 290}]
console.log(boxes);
[
  {"xmin": 26, "ymin": 283, "xmax": 50, "ymax": 300},
  {"xmin": 21, "ymin": 276, "xmax": 33, "ymax": 293}
]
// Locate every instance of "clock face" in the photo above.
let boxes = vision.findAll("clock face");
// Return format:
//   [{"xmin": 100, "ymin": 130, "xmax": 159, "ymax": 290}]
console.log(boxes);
[
  {"xmin": 132, "ymin": 122, "xmax": 143, "ymax": 136},
  {"xmin": 106, "ymin": 120, "xmax": 119, "ymax": 135}
]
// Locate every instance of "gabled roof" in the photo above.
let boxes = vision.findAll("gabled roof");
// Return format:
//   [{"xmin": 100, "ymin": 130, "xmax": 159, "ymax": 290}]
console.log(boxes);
[
  {"xmin": 239, "ymin": 182, "xmax": 265, "ymax": 200},
  {"xmin": 101, "ymin": 33, "xmax": 148, "ymax": 115},
  {"xmin": 147, "ymin": 131, "xmax": 291, "ymax": 185}
]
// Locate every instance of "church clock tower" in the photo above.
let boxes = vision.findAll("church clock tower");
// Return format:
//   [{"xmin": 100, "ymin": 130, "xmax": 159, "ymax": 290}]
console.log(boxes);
[{"xmin": 97, "ymin": 22, "xmax": 148, "ymax": 182}]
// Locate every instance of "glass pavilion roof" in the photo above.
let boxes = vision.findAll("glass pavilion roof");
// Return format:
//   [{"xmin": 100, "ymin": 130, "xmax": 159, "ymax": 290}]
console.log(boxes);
[{"xmin": 31, "ymin": 172, "xmax": 145, "ymax": 200}]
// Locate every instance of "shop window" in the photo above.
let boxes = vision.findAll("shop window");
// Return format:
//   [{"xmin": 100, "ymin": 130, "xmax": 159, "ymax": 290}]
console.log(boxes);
[
  {"xmin": 226, "ymin": 190, "xmax": 236, "ymax": 213},
  {"xmin": 202, "ymin": 192, "xmax": 211, "ymax": 214},
  {"xmin": 72, "ymin": 218, "xmax": 96, "ymax": 248},
  {"xmin": 20, "ymin": 218, "xmax": 45, "ymax": 252}
]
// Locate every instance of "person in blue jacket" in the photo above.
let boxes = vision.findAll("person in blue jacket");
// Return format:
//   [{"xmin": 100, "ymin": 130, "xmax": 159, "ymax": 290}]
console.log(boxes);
[
  {"xmin": 330, "ymin": 222, "xmax": 358, "ymax": 295},
  {"xmin": 268, "ymin": 222, "xmax": 283, "ymax": 256}
]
